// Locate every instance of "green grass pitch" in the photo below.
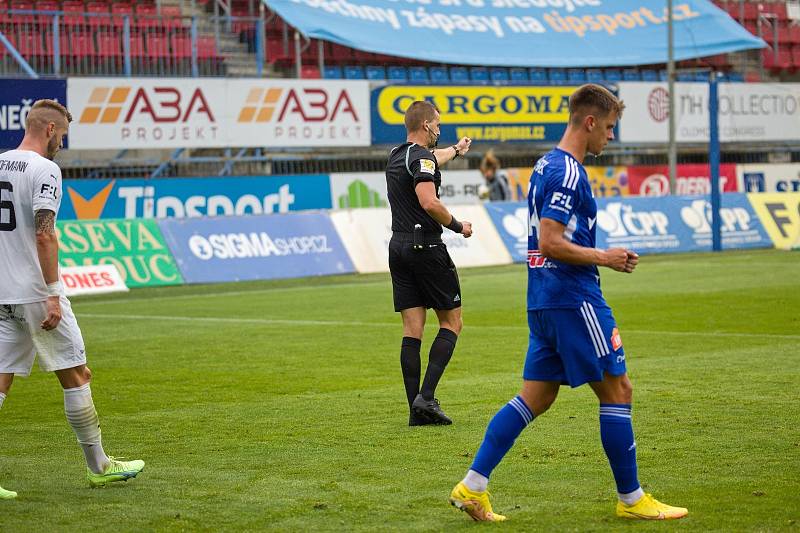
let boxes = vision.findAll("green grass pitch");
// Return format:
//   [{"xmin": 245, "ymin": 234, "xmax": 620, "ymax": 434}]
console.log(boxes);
[{"xmin": 1, "ymin": 249, "xmax": 799, "ymax": 531}]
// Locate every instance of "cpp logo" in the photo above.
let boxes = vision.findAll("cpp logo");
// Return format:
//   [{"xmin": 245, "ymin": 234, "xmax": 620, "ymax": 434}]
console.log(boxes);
[
  {"xmin": 597, "ymin": 202, "xmax": 669, "ymax": 237},
  {"xmin": 680, "ymin": 199, "xmax": 751, "ymax": 233}
]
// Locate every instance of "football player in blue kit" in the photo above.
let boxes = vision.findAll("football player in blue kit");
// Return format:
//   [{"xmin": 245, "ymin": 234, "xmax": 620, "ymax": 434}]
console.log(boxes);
[{"xmin": 449, "ymin": 84, "xmax": 688, "ymax": 522}]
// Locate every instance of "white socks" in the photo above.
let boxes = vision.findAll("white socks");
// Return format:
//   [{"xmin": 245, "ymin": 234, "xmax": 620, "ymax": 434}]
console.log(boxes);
[
  {"xmin": 63, "ymin": 383, "xmax": 109, "ymax": 474},
  {"xmin": 618, "ymin": 487, "xmax": 645, "ymax": 506},
  {"xmin": 0, "ymin": 391, "xmax": 5, "ymax": 409},
  {"xmin": 463, "ymin": 469, "xmax": 489, "ymax": 493}
]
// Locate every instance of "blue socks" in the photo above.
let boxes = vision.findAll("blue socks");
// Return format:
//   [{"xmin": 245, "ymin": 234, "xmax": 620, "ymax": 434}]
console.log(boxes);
[
  {"xmin": 470, "ymin": 396, "xmax": 534, "ymax": 479},
  {"xmin": 599, "ymin": 404, "xmax": 641, "ymax": 495}
]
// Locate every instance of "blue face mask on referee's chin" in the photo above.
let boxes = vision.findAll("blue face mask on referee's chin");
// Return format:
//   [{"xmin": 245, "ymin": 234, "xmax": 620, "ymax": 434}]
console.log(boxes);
[{"xmin": 425, "ymin": 126, "xmax": 440, "ymax": 149}]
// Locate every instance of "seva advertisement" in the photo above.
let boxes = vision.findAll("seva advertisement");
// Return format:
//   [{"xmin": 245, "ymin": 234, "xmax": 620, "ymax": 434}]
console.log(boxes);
[
  {"xmin": 159, "ymin": 213, "xmax": 354, "ymax": 283},
  {"xmin": 56, "ymin": 218, "xmax": 183, "ymax": 287},
  {"xmin": 67, "ymin": 78, "xmax": 370, "ymax": 149},
  {"xmin": 618, "ymin": 82, "xmax": 800, "ymax": 143},
  {"xmin": 59, "ymin": 175, "xmax": 332, "ymax": 220},
  {"xmin": 371, "ymin": 85, "xmax": 575, "ymax": 144},
  {"xmin": 485, "ymin": 194, "xmax": 772, "ymax": 260},
  {"xmin": 0, "ymin": 79, "xmax": 68, "ymax": 148}
]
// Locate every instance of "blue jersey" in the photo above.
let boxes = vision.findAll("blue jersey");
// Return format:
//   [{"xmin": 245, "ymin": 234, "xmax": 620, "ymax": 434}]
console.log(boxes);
[{"xmin": 527, "ymin": 148, "xmax": 607, "ymax": 310}]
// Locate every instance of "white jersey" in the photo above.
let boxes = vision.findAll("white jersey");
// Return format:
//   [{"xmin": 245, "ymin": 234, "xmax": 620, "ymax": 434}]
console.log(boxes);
[{"xmin": 0, "ymin": 149, "xmax": 63, "ymax": 303}]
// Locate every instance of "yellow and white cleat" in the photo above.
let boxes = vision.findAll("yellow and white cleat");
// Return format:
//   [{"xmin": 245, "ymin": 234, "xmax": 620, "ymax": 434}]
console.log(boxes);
[
  {"xmin": 616, "ymin": 493, "xmax": 688, "ymax": 520},
  {"xmin": 449, "ymin": 481, "xmax": 506, "ymax": 522},
  {"xmin": 0, "ymin": 485, "xmax": 17, "ymax": 500}
]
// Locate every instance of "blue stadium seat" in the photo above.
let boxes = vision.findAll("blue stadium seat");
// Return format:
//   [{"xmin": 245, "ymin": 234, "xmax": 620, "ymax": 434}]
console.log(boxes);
[
  {"xmin": 510, "ymin": 68, "xmax": 529, "ymax": 82},
  {"xmin": 410, "ymin": 66, "xmax": 430, "ymax": 82},
  {"xmin": 586, "ymin": 68, "xmax": 604, "ymax": 83},
  {"xmin": 428, "ymin": 66, "xmax": 448, "ymax": 82},
  {"xmin": 450, "ymin": 66, "xmax": 470, "ymax": 83},
  {"xmin": 470, "ymin": 66, "xmax": 490, "ymax": 83},
  {"xmin": 529, "ymin": 68, "xmax": 548, "ymax": 84},
  {"xmin": 344, "ymin": 65, "xmax": 366, "ymax": 79},
  {"xmin": 724, "ymin": 72, "xmax": 745, "ymax": 82},
  {"xmin": 549, "ymin": 68, "xmax": 567, "ymax": 85},
  {"xmin": 693, "ymin": 71, "xmax": 710, "ymax": 82},
  {"xmin": 366, "ymin": 65, "xmax": 386, "ymax": 80},
  {"xmin": 640, "ymin": 69, "xmax": 658, "ymax": 81},
  {"xmin": 490, "ymin": 67, "xmax": 510, "ymax": 82},
  {"xmin": 604, "ymin": 68, "xmax": 622, "ymax": 82},
  {"xmin": 676, "ymin": 71, "xmax": 694, "ymax": 81},
  {"xmin": 567, "ymin": 68, "xmax": 587, "ymax": 83},
  {"xmin": 323, "ymin": 65, "xmax": 343, "ymax": 79},
  {"xmin": 387, "ymin": 66, "xmax": 408, "ymax": 82},
  {"xmin": 622, "ymin": 68, "xmax": 641, "ymax": 81},
  {"xmin": 659, "ymin": 69, "xmax": 668, "ymax": 81}
]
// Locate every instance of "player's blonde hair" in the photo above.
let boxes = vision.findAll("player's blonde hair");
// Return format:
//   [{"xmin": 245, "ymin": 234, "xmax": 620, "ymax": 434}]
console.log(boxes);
[
  {"xmin": 25, "ymin": 99, "xmax": 72, "ymax": 131},
  {"xmin": 568, "ymin": 84, "xmax": 625, "ymax": 125}
]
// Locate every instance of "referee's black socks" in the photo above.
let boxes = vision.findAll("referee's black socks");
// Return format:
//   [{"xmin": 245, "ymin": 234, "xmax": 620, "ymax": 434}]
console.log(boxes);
[
  {"xmin": 420, "ymin": 328, "xmax": 458, "ymax": 401},
  {"xmin": 400, "ymin": 336, "xmax": 422, "ymax": 409}
]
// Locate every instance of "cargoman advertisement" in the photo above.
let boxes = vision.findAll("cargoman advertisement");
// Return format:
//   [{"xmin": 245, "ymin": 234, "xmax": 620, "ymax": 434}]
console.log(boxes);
[
  {"xmin": 56, "ymin": 218, "xmax": 183, "ymax": 287},
  {"xmin": 66, "ymin": 78, "xmax": 370, "ymax": 149},
  {"xmin": 371, "ymin": 85, "xmax": 576, "ymax": 144},
  {"xmin": 59, "ymin": 175, "xmax": 332, "ymax": 220},
  {"xmin": 618, "ymin": 82, "xmax": 800, "ymax": 143},
  {"xmin": 627, "ymin": 164, "xmax": 739, "ymax": 196}
]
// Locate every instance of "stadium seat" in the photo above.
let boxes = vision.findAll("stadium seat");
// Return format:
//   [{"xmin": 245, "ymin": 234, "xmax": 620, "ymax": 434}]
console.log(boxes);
[
  {"xmin": 97, "ymin": 32, "xmax": 122, "ymax": 60},
  {"xmin": 159, "ymin": 4, "xmax": 183, "ymax": 28},
  {"xmin": 659, "ymin": 69, "xmax": 668, "ymax": 81},
  {"xmin": 134, "ymin": 3, "xmax": 158, "ymax": 29},
  {"xmin": 450, "ymin": 66, "xmax": 469, "ymax": 83},
  {"xmin": 762, "ymin": 47, "xmax": 792, "ymax": 71},
  {"xmin": 365, "ymin": 65, "xmax": 386, "ymax": 80},
  {"xmin": 490, "ymin": 67, "xmax": 509, "ymax": 82},
  {"xmin": 344, "ymin": 65, "xmax": 365, "ymax": 79},
  {"xmin": 300, "ymin": 64, "xmax": 321, "ymax": 78},
  {"xmin": 586, "ymin": 68, "xmax": 603, "ymax": 83},
  {"xmin": 35, "ymin": 0, "xmax": 58, "ymax": 25},
  {"xmin": 408, "ymin": 66, "xmax": 429, "ymax": 82},
  {"xmin": 548, "ymin": 68, "xmax": 567, "ymax": 85},
  {"xmin": 111, "ymin": 3, "xmax": 133, "ymax": 28},
  {"xmin": 789, "ymin": 25, "xmax": 800, "ymax": 45},
  {"xmin": 622, "ymin": 68, "xmax": 640, "ymax": 81},
  {"xmin": 794, "ymin": 46, "xmax": 800, "ymax": 68},
  {"xmin": 323, "ymin": 65, "xmax": 342, "ymax": 79},
  {"xmin": 387, "ymin": 66, "xmax": 407, "ymax": 81},
  {"xmin": 529, "ymin": 67, "xmax": 548, "ymax": 84},
  {"xmin": 327, "ymin": 43, "xmax": 352, "ymax": 64},
  {"xmin": 509, "ymin": 67, "xmax": 528, "ymax": 82},
  {"xmin": 724, "ymin": 71, "xmax": 746, "ymax": 82},
  {"xmin": 10, "ymin": 1, "xmax": 35, "ymax": 24},
  {"xmin": 676, "ymin": 71, "xmax": 694, "ymax": 81},
  {"xmin": 266, "ymin": 38, "xmax": 290, "ymax": 65},
  {"xmin": 87, "ymin": 2, "xmax": 112, "ymax": 28},
  {"xmin": 640, "ymin": 69, "xmax": 658, "ymax": 81},
  {"xmin": 61, "ymin": 0, "xmax": 86, "ymax": 28},
  {"xmin": 567, "ymin": 68, "xmax": 586, "ymax": 83},
  {"xmin": 603, "ymin": 68, "xmax": 622, "ymax": 82},
  {"xmin": 469, "ymin": 66, "xmax": 489, "ymax": 83},
  {"xmin": 428, "ymin": 67, "xmax": 450, "ymax": 83}
]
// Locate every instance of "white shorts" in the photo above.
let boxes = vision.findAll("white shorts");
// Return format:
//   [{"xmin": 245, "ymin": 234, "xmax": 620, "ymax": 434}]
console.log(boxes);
[{"xmin": 0, "ymin": 296, "xmax": 87, "ymax": 376}]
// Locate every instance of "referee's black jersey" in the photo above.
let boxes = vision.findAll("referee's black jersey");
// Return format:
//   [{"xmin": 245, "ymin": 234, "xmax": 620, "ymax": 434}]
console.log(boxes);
[{"xmin": 386, "ymin": 142, "xmax": 442, "ymax": 234}]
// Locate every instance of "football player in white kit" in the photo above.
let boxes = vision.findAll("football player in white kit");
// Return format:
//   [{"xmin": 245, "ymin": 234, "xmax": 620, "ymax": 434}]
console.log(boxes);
[{"xmin": 0, "ymin": 100, "xmax": 144, "ymax": 499}]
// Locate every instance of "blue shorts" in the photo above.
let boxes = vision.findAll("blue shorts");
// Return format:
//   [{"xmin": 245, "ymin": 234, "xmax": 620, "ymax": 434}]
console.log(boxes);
[{"xmin": 523, "ymin": 303, "xmax": 626, "ymax": 387}]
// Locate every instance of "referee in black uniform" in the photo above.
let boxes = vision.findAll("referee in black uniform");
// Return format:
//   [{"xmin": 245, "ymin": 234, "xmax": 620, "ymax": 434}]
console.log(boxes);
[{"xmin": 386, "ymin": 100, "xmax": 472, "ymax": 426}]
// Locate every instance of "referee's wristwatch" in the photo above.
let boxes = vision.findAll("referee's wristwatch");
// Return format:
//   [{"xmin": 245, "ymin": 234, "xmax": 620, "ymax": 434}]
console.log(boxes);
[{"xmin": 452, "ymin": 145, "xmax": 461, "ymax": 159}]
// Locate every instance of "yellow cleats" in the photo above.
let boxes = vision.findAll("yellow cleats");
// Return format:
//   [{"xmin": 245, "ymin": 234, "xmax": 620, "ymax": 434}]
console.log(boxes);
[
  {"xmin": 449, "ymin": 481, "xmax": 506, "ymax": 522},
  {"xmin": 616, "ymin": 493, "xmax": 688, "ymax": 520},
  {"xmin": 0, "ymin": 485, "xmax": 17, "ymax": 500}
]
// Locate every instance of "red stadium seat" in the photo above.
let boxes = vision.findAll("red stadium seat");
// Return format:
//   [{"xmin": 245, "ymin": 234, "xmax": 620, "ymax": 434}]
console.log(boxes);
[
  {"xmin": 15, "ymin": 31, "xmax": 45, "ymax": 57},
  {"xmin": 134, "ymin": 3, "xmax": 158, "ymax": 29},
  {"xmin": 761, "ymin": 2, "xmax": 788, "ymax": 21},
  {"xmin": 196, "ymin": 36, "xmax": 218, "ymax": 59},
  {"xmin": 10, "ymin": 1, "xmax": 35, "ymax": 24},
  {"xmin": 762, "ymin": 46, "xmax": 792, "ymax": 71},
  {"xmin": 159, "ymin": 4, "xmax": 183, "ymax": 29},
  {"xmin": 111, "ymin": 3, "xmax": 133, "ymax": 28},
  {"xmin": 147, "ymin": 33, "xmax": 169, "ymax": 57},
  {"xmin": 793, "ymin": 45, "xmax": 800, "ymax": 67},
  {"xmin": 86, "ymin": 3, "xmax": 111, "ymax": 29},
  {"xmin": 97, "ymin": 32, "xmax": 122, "ymax": 58},
  {"xmin": 789, "ymin": 24, "xmax": 800, "ymax": 44},
  {"xmin": 35, "ymin": 0, "xmax": 57, "ymax": 24},
  {"xmin": 300, "ymin": 64, "xmax": 321, "ymax": 78},
  {"xmin": 170, "ymin": 34, "xmax": 191, "ymax": 58},
  {"xmin": 266, "ymin": 37, "xmax": 289, "ymax": 64},
  {"xmin": 62, "ymin": 1, "xmax": 86, "ymax": 28}
]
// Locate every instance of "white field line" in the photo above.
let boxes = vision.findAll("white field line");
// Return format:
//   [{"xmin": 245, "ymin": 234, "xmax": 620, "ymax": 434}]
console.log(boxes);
[{"xmin": 78, "ymin": 313, "xmax": 800, "ymax": 340}]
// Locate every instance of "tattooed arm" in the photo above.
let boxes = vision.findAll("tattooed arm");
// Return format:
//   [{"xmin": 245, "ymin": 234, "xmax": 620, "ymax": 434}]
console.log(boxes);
[{"xmin": 35, "ymin": 209, "xmax": 62, "ymax": 330}]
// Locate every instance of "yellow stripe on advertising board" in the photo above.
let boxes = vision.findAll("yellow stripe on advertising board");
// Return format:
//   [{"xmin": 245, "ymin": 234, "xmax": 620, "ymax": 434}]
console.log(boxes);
[
  {"xmin": 747, "ymin": 193, "xmax": 800, "ymax": 250},
  {"xmin": 376, "ymin": 86, "xmax": 575, "ymax": 125}
]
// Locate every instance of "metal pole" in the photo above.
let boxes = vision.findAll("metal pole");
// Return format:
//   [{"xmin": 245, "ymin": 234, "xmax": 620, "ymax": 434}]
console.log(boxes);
[
  {"xmin": 667, "ymin": 0, "xmax": 677, "ymax": 195},
  {"xmin": 191, "ymin": 16, "xmax": 199, "ymax": 77},
  {"xmin": 256, "ymin": 5, "xmax": 265, "ymax": 76},
  {"xmin": 294, "ymin": 31, "xmax": 301, "ymax": 78},
  {"xmin": 52, "ymin": 15, "xmax": 60, "ymax": 76},
  {"xmin": 123, "ymin": 16, "xmax": 132, "ymax": 76},
  {"xmin": 709, "ymin": 73, "xmax": 721, "ymax": 252}
]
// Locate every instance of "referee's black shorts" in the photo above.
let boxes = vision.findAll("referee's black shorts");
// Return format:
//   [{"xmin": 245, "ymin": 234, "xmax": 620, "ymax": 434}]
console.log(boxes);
[{"xmin": 388, "ymin": 232, "xmax": 462, "ymax": 312}]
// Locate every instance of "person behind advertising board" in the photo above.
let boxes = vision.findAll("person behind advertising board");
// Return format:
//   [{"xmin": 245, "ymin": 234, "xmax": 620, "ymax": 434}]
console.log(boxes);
[
  {"xmin": 478, "ymin": 150, "xmax": 512, "ymax": 202},
  {"xmin": 448, "ymin": 84, "xmax": 688, "ymax": 521},
  {"xmin": 0, "ymin": 100, "xmax": 144, "ymax": 500},
  {"xmin": 385, "ymin": 100, "xmax": 473, "ymax": 426}
]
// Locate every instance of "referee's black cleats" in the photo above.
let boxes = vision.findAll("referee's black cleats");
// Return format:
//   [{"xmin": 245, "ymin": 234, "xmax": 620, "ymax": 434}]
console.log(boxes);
[{"xmin": 411, "ymin": 394, "xmax": 453, "ymax": 425}]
